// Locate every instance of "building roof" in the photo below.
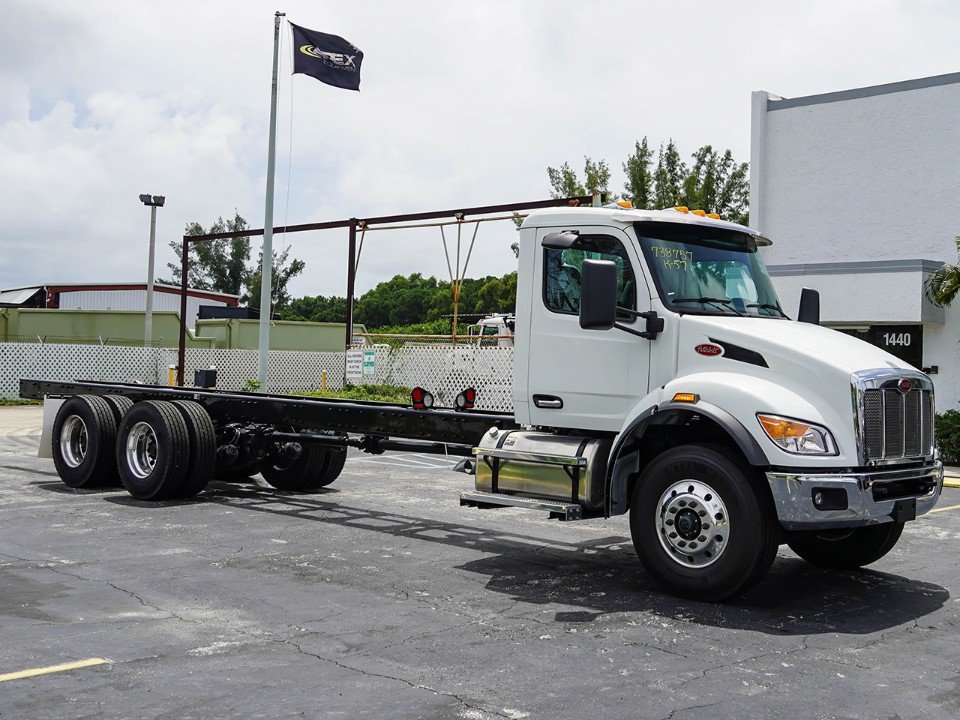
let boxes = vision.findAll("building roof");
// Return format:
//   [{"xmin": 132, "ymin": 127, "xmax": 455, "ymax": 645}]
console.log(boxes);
[
  {"xmin": 0, "ymin": 287, "xmax": 42, "ymax": 305},
  {"xmin": 766, "ymin": 70, "xmax": 960, "ymax": 111},
  {"xmin": 0, "ymin": 282, "xmax": 239, "ymax": 301}
]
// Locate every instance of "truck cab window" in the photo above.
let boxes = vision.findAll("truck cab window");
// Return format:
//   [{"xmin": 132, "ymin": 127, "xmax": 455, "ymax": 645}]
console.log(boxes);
[
  {"xmin": 544, "ymin": 235, "xmax": 636, "ymax": 316},
  {"xmin": 636, "ymin": 225, "xmax": 785, "ymax": 318}
]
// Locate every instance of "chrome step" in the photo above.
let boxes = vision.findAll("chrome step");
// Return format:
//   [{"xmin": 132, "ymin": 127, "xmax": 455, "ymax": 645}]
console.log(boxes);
[{"xmin": 459, "ymin": 490, "xmax": 583, "ymax": 521}]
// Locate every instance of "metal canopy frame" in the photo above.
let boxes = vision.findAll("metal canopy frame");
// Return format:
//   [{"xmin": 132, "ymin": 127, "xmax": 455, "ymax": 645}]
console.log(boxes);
[{"xmin": 175, "ymin": 194, "xmax": 595, "ymax": 385}]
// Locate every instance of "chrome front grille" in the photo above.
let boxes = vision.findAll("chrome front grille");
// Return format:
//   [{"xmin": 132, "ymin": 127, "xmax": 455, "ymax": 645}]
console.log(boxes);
[{"xmin": 862, "ymin": 387, "xmax": 934, "ymax": 461}]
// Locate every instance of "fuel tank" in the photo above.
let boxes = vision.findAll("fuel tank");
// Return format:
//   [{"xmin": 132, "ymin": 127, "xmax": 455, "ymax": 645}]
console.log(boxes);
[{"xmin": 474, "ymin": 428, "xmax": 611, "ymax": 510}]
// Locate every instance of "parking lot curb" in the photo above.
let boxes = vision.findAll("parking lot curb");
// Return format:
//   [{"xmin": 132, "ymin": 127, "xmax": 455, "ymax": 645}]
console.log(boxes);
[{"xmin": 944, "ymin": 478, "xmax": 960, "ymax": 489}]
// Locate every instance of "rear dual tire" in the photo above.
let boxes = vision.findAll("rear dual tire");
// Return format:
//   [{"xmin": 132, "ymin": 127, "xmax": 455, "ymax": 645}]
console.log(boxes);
[
  {"xmin": 261, "ymin": 446, "xmax": 346, "ymax": 492},
  {"xmin": 115, "ymin": 400, "xmax": 216, "ymax": 501},
  {"xmin": 52, "ymin": 395, "xmax": 121, "ymax": 488}
]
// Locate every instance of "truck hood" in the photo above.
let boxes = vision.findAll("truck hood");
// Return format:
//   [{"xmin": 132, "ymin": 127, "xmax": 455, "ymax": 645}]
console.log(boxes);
[
  {"xmin": 678, "ymin": 315, "xmax": 912, "ymax": 375},
  {"xmin": 665, "ymin": 315, "xmax": 922, "ymax": 464}
]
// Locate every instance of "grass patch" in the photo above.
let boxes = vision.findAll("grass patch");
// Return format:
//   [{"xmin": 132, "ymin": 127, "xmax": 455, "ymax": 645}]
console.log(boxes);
[
  {"xmin": 297, "ymin": 384, "xmax": 411, "ymax": 404},
  {"xmin": 0, "ymin": 397, "xmax": 42, "ymax": 406}
]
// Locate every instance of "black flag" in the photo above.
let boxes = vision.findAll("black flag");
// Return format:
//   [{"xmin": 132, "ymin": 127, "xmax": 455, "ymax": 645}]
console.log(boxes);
[{"xmin": 290, "ymin": 22, "xmax": 363, "ymax": 91}]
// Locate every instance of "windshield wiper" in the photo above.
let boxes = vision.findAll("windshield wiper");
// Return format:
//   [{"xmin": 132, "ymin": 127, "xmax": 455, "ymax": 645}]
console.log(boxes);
[
  {"xmin": 670, "ymin": 296, "xmax": 744, "ymax": 316},
  {"xmin": 746, "ymin": 302, "xmax": 787, "ymax": 318}
]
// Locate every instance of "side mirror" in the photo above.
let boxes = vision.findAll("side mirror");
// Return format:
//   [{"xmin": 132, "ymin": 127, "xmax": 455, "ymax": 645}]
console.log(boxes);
[
  {"xmin": 579, "ymin": 259, "xmax": 618, "ymax": 330},
  {"xmin": 798, "ymin": 287, "xmax": 820, "ymax": 325}
]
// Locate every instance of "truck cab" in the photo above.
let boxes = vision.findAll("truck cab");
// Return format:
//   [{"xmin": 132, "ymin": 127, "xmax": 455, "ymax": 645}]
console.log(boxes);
[
  {"xmin": 467, "ymin": 203, "xmax": 942, "ymax": 600},
  {"xmin": 465, "ymin": 314, "xmax": 514, "ymax": 347}
]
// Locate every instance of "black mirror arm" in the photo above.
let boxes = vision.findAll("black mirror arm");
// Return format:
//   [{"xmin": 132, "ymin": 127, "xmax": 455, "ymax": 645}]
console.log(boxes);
[{"xmin": 613, "ymin": 308, "xmax": 664, "ymax": 340}]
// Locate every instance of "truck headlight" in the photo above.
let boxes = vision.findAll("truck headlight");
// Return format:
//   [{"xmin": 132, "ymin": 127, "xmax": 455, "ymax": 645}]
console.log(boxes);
[{"xmin": 757, "ymin": 414, "xmax": 838, "ymax": 455}]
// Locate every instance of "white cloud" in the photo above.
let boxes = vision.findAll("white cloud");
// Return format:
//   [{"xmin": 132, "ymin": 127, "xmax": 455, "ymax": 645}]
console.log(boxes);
[{"xmin": 2, "ymin": 0, "xmax": 960, "ymax": 298}]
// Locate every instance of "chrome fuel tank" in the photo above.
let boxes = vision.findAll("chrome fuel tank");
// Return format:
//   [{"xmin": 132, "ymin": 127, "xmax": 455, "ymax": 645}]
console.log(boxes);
[{"xmin": 474, "ymin": 428, "xmax": 611, "ymax": 510}]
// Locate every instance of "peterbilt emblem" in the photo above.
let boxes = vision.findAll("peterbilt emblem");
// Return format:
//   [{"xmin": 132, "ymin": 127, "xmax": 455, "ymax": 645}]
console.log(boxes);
[
  {"xmin": 898, "ymin": 378, "xmax": 912, "ymax": 393},
  {"xmin": 695, "ymin": 343, "xmax": 723, "ymax": 357}
]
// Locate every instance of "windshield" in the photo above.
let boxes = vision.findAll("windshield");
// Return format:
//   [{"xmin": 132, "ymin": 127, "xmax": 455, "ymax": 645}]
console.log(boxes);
[{"xmin": 635, "ymin": 223, "xmax": 786, "ymax": 318}]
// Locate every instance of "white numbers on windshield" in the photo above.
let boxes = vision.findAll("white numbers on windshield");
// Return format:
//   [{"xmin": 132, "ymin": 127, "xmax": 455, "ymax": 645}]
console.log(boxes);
[{"xmin": 651, "ymin": 245, "xmax": 694, "ymax": 271}]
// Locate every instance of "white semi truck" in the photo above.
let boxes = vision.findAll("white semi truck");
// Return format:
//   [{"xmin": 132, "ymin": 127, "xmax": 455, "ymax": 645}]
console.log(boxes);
[{"xmin": 23, "ymin": 203, "xmax": 942, "ymax": 601}]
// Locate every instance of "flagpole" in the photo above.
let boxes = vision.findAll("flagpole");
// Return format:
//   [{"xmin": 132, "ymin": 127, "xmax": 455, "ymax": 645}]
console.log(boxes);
[{"xmin": 257, "ymin": 10, "xmax": 285, "ymax": 391}]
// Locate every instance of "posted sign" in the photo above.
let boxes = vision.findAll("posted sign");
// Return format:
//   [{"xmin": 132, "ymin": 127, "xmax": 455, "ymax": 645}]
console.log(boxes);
[
  {"xmin": 363, "ymin": 349, "xmax": 376, "ymax": 376},
  {"xmin": 345, "ymin": 350, "xmax": 364, "ymax": 384}
]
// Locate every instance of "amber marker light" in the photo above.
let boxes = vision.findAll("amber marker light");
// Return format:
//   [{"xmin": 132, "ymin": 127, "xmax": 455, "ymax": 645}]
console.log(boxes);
[
  {"xmin": 757, "ymin": 415, "xmax": 810, "ymax": 439},
  {"xmin": 756, "ymin": 413, "xmax": 838, "ymax": 455},
  {"xmin": 675, "ymin": 206, "xmax": 690, "ymax": 213},
  {"xmin": 706, "ymin": 212, "xmax": 720, "ymax": 219},
  {"xmin": 672, "ymin": 392, "xmax": 699, "ymax": 403}
]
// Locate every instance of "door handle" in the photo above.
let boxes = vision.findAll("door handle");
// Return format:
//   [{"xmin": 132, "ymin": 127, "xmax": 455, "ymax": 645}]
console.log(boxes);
[{"xmin": 533, "ymin": 394, "xmax": 563, "ymax": 409}]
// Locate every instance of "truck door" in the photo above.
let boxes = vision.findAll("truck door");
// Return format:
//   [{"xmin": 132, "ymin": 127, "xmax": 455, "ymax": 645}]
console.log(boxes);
[{"xmin": 527, "ymin": 227, "xmax": 651, "ymax": 431}]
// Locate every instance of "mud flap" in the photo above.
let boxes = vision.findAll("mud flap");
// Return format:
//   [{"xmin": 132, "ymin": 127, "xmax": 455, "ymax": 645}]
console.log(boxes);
[{"xmin": 38, "ymin": 396, "xmax": 65, "ymax": 460}]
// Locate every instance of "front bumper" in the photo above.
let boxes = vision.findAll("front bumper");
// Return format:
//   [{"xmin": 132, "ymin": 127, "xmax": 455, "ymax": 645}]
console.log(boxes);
[{"xmin": 766, "ymin": 462, "xmax": 942, "ymax": 530}]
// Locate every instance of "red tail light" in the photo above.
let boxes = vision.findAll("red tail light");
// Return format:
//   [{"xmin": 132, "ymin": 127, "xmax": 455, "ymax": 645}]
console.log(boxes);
[
  {"xmin": 455, "ymin": 387, "xmax": 476, "ymax": 411},
  {"xmin": 411, "ymin": 387, "xmax": 434, "ymax": 410}
]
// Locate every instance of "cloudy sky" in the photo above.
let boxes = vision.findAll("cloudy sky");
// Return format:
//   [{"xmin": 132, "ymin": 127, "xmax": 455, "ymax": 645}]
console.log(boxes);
[{"xmin": 3, "ymin": 0, "xmax": 960, "ymax": 299}]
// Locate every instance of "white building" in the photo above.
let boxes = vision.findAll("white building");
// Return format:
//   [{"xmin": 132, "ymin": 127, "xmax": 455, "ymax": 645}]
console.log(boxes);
[
  {"xmin": 750, "ymin": 72, "xmax": 960, "ymax": 411},
  {"xmin": 0, "ymin": 282, "xmax": 238, "ymax": 322}
]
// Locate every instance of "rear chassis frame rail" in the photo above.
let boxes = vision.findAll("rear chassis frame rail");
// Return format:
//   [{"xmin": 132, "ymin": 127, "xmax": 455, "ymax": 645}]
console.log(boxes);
[{"xmin": 20, "ymin": 379, "xmax": 517, "ymax": 449}]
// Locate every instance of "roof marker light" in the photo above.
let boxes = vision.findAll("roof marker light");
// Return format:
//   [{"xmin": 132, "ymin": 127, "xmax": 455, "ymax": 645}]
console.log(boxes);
[
  {"xmin": 616, "ymin": 199, "xmax": 634, "ymax": 209},
  {"xmin": 706, "ymin": 212, "xmax": 720, "ymax": 219},
  {"xmin": 692, "ymin": 209, "xmax": 706, "ymax": 217},
  {"xmin": 675, "ymin": 206, "xmax": 689, "ymax": 214}
]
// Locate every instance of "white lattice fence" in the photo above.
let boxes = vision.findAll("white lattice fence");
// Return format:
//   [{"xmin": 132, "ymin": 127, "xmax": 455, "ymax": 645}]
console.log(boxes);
[
  {"xmin": 364, "ymin": 344, "xmax": 514, "ymax": 411},
  {"xmin": 0, "ymin": 342, "xmax": 164, "ymax": 398},
  {"xmin": 164, "ymin": 348, "xmax": 347, "ymax": 393},
  {"xmin": 1, "ymin": 341, "xmax": 515, "ymax": 412}
]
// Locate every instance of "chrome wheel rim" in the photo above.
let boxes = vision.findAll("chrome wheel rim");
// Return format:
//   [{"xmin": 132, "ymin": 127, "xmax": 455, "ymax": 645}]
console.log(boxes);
[
  {"xmin": 60, "ymin": 415, "xmax": 88, "ymax": 468},
  {"xmin": 125, "ymin": 422, "xmax": 159, "ymax": 479},
  {"xmin": 656, "ymin": 479, "xmax": 730, "ymax": 568}
]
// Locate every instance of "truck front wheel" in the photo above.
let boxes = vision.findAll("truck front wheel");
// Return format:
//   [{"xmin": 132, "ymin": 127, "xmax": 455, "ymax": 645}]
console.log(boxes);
[
  {"xmin": 630, "ymin": 445, "xmax": 778, "ymax": 602},
  {"xmin": 786, "ymin": 522, "xmax": 903, "ymax": 569}
]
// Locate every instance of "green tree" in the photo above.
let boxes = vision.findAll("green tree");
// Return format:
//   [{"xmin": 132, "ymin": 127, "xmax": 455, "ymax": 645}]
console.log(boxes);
[
  {"xmin": 164, "ymin": 212, "xmax": 250, "ymax": 295},
  {"xmin": 681, "ymin": 145, "xmax": 750, "ymax": 224},
  {"xmin": 925, "ymin": 237, "xmax": 960, "ymax": 307},
  {"xmin": 652, "ymin": 139, "xmax": 686, "ymax": 209},
  {"xmin": 280, "ymin": 294, "xmax": 348, "ymax": 323},
  {"xmin": 546, "ymin": 157, "xmax": 611, "ymax": 199},
  {"xmin": 546, "ymin": 161, "xmax": 585, "ymax": 198},
  {"xmin": 551, "ymin": 138, "xmax": 750, "ymax": 223},
  {"xmin": 246, "ymin": 244, "xmax": 306, "ymax": 313},
  {"xmin": 163, "ymin": 212, "xmax": 306, "ymax": 315},
  {"xmin": 347, "ymin": 271, "xmax": 519, "ymax": 329},
  {"xmin": 623, "ymin": 138, "xmax": 654, "ymax": 209}
]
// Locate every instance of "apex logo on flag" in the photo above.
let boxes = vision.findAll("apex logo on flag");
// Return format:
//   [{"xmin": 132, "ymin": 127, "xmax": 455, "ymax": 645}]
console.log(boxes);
[{"xmin": 290, "ymin": 22, "xmax": 363, "ymax": 91}]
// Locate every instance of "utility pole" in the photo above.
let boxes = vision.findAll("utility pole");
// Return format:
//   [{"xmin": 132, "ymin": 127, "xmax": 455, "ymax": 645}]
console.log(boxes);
[
  {"xmin": 139, "ymin": 194, "xmax": 165, "ymax": 347},
  {"xmin": 257, "ymin": 10, "xmax": 285, "ymax": 391}
]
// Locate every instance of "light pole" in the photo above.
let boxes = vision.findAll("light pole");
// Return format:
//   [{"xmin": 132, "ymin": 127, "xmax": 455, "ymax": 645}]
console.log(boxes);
[{"xmin": 139, "ymin": 194, "xmax": 165, "ymax": 348}]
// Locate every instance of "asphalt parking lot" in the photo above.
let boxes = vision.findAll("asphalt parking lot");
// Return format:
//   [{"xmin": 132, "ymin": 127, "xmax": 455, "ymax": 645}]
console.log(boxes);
[{"xmin": 2, "ymin": 407, "xmax": 960, "ymax": 719}]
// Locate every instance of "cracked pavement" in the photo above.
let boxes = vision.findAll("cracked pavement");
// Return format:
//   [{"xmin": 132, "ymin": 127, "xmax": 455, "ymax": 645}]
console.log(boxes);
[{"xmin": 1, "ymin": 426, "xmax": 959, "ymax": 719}]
